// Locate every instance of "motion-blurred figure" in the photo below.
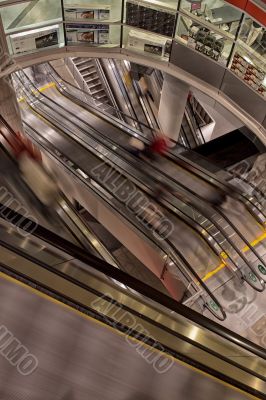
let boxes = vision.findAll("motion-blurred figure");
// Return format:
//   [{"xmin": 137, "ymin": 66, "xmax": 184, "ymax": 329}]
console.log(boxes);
[
  {"xmin": 142, "ymin": 133, "xmax": 169, "ymax": 161},
  {"xmin": 9, "ymin": 131, "xmax": 60, "ymax": 214},
  {"xmin": 128, "ymin": 136, "xmax": 145, "ymax": 158}
]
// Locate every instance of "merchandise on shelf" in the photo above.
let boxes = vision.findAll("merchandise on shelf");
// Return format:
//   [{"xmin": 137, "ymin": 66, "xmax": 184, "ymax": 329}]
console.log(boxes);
[
  {"xmin": 230, "ymin": 52, "xmax": 265, "ymax": 97},
  {"xmin": 10, "ymin": 26, "xmax": 60, "ymax": 54},
  {"xmin": 66, "ymin": 23, "xmax": 109, "ymax": 44},
  {"xmin": 64, "ymin": 4, "xmax": 110, "ymax": 20},
  {"xmin": 126, "ymin": 0, "xmax": 176, "ymax": 37},
  {"xmin": 187, "ymin": 27, "xmax": 227, "ymax": 65},
  {"xmin": 126, "ymin": 28, "xmax": 170, "ymax": 57}
]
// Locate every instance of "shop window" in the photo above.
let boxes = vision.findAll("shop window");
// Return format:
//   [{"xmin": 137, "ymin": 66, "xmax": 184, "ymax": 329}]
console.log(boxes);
[
  {"xmin": 175, "ymin": 14, "xmax": 233, "ymax": 65},
  {"xmin": 0, "ymin": 0, "xmax": 63, "ymax": 34},
  {"xmin": 179, "ymin": 0, "xmax": 242, "ymax": 39},
  {"xmin": 229, "ymin": 44, "xmax": 266, "ymax": 98},
  {"xmin": 238, "ymin": 16, "xmax": 265, "ymax": 57},
  {"xmin": 63, "ymin": 0, "xmax": 123, "ymax": 23}
]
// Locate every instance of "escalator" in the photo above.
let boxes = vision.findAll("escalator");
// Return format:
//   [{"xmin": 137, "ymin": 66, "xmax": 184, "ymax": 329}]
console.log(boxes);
[
  {"xmin": 51, "ymin": 66, "xmax": 265, "ymax": 224},
  {"xmin": 69, "ymin": 57, "xmax": 120, "ymax": 117},
  {"xmin": 0, "ymin": 116, "xmax": 121, "ymax": 269},
  {"xmin": 13, "ymin": 70, "xmax": 266, "ymax": 320},
  {"xmin": 66, "ymin": 56, "xmax": 210, "ymax": 149},
  {"xmin": 0, "ymin": 209, "xmax": 265, "ymax": 399}
]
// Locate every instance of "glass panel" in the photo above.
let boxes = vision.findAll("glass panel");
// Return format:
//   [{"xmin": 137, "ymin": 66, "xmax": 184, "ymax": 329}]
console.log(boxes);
[
  {"xmin": 124, "ymin": 0, "xmax": 178, "ymax": 38},
  {"xmin": 229, "ymin": 44, "xmax": 266, "ymax": 98},
  {"xmin": 63, "ymin": 0, "xmax": 123, "ymax": 23},
  {"xmin": 66, "ymin": 23, "xmax": 121, "ymax": 47},
  {"xmin": 175, "ymin": 14, "xmax": 233, "ymax": 65},
  {"xmin": 122, "ymin": 25, "xmax": 171, "ymax": 61},
  {"xmin": 7, "ymin": 23, "xmax": 65, "ymax": 55},
  {"xmin": 238, "ymin": 15, "xmax": 265, "ymax": 57},
  {"xmin": 0, "ymin": 0, "xmax": 63, "ymax": 34},
  {"xmin": 179, "ymin": 0, "xmax": 242, "ymax": 39}
]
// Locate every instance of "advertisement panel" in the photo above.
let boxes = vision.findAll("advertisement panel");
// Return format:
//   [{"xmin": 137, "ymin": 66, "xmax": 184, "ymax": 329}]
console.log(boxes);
[
  {"xmin": 10, "ymin": 26, "xmax": 59, "ymax": 55},
  {"xmin": 64, "ymin": 5, "xmax": 110, "ymax": 21},
  {"xmin": 66, "ymin": 24, "xmax": 109, "ymax": 44}
]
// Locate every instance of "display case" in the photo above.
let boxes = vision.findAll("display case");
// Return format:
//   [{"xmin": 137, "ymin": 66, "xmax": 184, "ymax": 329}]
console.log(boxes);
[
  {"xmin": 63, "ymin": 0, "xmax": 123, "ymax": 23},
  {"xmin": 238, "ymin": 15, "xmax": 265, "ymax": 57},
  {"xmin": 124, "ymin": 0, "xmax": 178, "ymax": 37},
  {"xmin": 179, "ymin": 0, "xmax": 242, "ymax": 39},
  {"xmin": 229, "ymin": 44, "xmax": 266, "ymax": 98},
  {"xmin": 175, "ymin": 14, "xmax": 234, "ymax": 65},
  {"xmin": 0, "ymin": 0, "xmax": 63, "ymax": 34},
  {"xmin": 6, "ymin": 23, "xmax": 65, "ymax": 55}
]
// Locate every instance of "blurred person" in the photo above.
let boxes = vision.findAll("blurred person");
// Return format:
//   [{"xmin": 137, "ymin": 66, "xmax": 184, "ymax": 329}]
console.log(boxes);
[
  {"xmin": 138, "ymin": 75, "xmax": 154, "ymax": 102},
  {"xmin": 127, "ymin": 136, "xmax": 145, "ymax": 158},
  {"xmin": 9, "ymin": 132, "xmax": 60, "ymax": 210},
  {"xmin": 142, "ymin": 132, "xmax": 169, "ymax": 161}
]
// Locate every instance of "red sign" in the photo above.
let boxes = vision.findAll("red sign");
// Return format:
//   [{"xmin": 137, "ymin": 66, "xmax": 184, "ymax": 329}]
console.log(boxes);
[{"xmin": 226, "ymin": 0, "xmax": 266, "ymax": 25}]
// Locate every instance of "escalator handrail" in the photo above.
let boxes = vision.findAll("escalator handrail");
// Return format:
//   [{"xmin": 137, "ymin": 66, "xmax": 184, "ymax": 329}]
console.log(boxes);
[{"xmin": 0, "ymin": 203, "xmax": 265, "ymax": 361}]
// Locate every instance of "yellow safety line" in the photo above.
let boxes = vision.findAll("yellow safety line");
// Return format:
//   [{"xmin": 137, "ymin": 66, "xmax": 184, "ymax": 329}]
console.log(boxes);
[
  {"xmin": 203, "ymin": 262, "xmax": 226, "ymax": 282},
  {"xmin": 17, "ymin": 81, "xmax": 56, "ymax": 103},
  {"xmin": 38, "ymin": 82, "xmax": 56, "ymax": 92},
  {"xmin": 203, "ymin": 230, "xmax": 266, "ymax": 282},
  {"xmin": 0, "ymin": 272, "xmax": 259, "ymax": 400}
]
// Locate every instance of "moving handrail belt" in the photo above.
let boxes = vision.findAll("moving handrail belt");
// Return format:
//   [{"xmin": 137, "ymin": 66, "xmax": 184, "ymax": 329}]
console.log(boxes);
[
  {"xmin": 0, "ymin": 203, "xmax": 265, "ymax": 361},
  {"xmin": 0, "ymin": 206, "xmax": 265, "ymax": 399}
]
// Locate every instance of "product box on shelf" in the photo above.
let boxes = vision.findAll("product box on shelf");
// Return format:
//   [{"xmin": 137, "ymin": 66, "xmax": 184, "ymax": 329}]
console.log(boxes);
[
  {"xmin": 231, "ymin": 52, "xmax": 266, "ymax": 98},
  {"xmin": 233, "ymin": 53, "xmax": 249, "ymax": 68},
  {"xmin": 64, "ymin": 4, "xmax": 110, "ymax": 20},
  {"xmin": 126, "ymin": 29, "xmax": 168, "ymax": 57},
  {"xmin": 126, "ymin": 0, "xmax": 176, "ymax": 37},
  {"xmin": 258, "ymin": 85, "xmax": 266, "ymax": 97},
  {"xmin": 232, "ymin": 59, "xmax": 247, "ymax": 73},
  {"xmin": 66, "ymin": 23, "xmax": 109, "ymax": 44},
  {"xmin": 10, "ymin": 27, "xmax": 59, "ymax": 54},
  {"xmin": 246, "ymin": 65, "xmax": 264, "ymax": 81},
  {"xmin": 230, "ymin": 64, "xmax": 245, "ymax": 78}
]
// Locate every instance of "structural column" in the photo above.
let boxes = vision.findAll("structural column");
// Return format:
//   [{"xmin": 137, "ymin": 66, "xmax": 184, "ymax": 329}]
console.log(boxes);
[
  {"xmin": 158, "ymin": 73, "xmax": 190, "ymax": 143},
  {"xmin": 0, "ymin": 76, "xmax": 23, "ymax": 132}
]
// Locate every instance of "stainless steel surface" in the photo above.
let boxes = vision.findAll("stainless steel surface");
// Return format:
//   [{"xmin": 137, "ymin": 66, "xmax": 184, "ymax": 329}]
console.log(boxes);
[
  {"xmin": 0, "ymin": 214, "xmax": 265, "ymax": 398},
  {"xmin": 0, "ymin": 261, "xmax": 264, "ymax": 399}
]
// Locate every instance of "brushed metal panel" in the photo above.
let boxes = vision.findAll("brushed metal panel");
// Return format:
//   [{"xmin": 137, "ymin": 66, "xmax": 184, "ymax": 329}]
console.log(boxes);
[
  {"xmin": 170, "ymin": 41, "xmax": 226, "ymax": 88},
  {"xmin": 221, "ymin": 70, "xmax": 266, "ymax": 124}
]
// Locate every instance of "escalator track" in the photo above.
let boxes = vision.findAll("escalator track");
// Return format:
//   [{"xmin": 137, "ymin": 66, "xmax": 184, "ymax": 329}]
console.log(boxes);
[{"xmin": 0, "ymin": 208, "xmax": 265, "ymax": 399}]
